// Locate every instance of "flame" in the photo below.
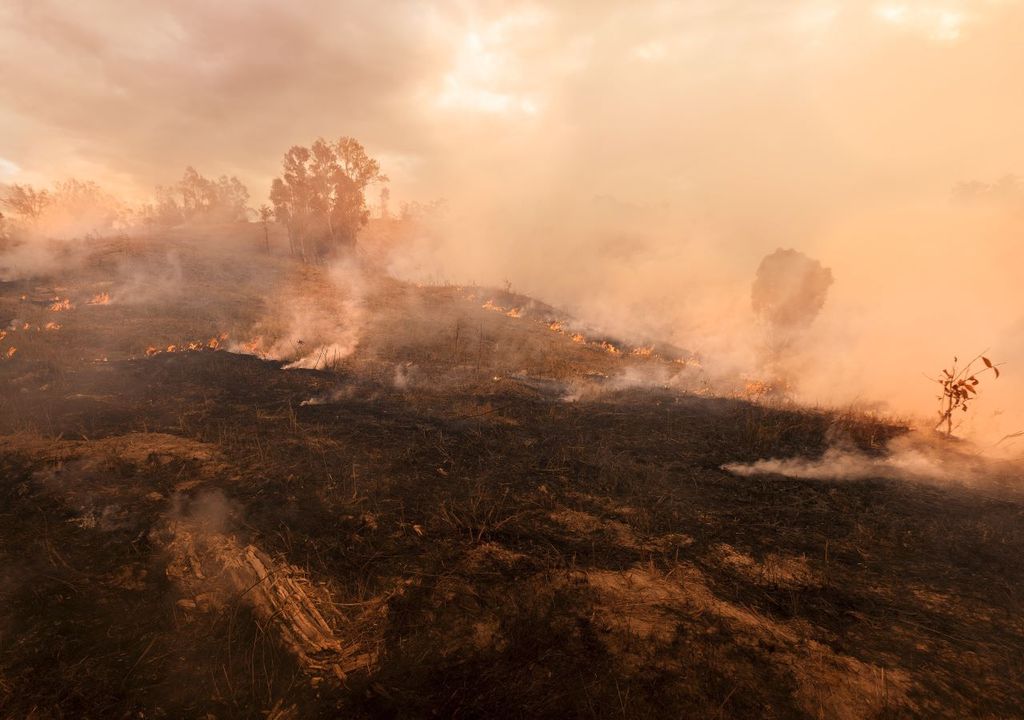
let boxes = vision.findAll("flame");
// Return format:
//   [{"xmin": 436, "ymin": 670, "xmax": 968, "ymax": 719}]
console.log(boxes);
[
  {"xmin": 49, "ymin": 298, "xmax": 74, "ymax": 312},
  {"xmin": 630, "ymin": 346, "xmax": 654, "ymax": 358},
  {"xmin": 571, "ymin": 333, "xmax": 585, "ymax": 344},
  {"xmin": 0, "ymin": 330, "xmax": 5, "ymax": 342},
  {"xmin": 22, "ymin": 322, "xmax": 30, "ymax": 331},
  {"xmin": 87, "ymin": 292, "xmax": 111, "ymax": 305},
  {"xmin": 548, "ymin": 321, "xmax": 563, "ymax": 332},
  {"xmin": 481, "ymin": 299, "xmax": 505, "ymax": 312},
  {"xmin": 505, "ymin": 307, "xmax": 522, "ymax": 318},
  {"xmin": 599, "ymin": 341, "xmax": 620, "ymax": 355},
  {"xmin": 144, "ymin": 334, "xmax": 229, "ymax": 357},
  {"xmin": 44, "ymin": 322, "xmax": 61, "ymax": 331},
  {"xmin": 743, "ymin": 379, "xmax": 774, "ymax": 397},
  {"xmin": 5, "ymin": 347, "xmax": 16, "ymax": 359},
  {"xmin": 241, "ymin": 337, "xmax": 266, "ymax": 354}
]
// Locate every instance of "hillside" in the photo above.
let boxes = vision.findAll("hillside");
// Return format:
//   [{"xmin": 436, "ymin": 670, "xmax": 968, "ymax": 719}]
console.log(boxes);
[{"xmin": 1, "ymin": 231, "xmax": 1023, "ymax": 719}]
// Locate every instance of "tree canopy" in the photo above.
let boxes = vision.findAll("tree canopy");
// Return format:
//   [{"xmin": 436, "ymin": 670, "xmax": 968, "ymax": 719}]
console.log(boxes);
[{"xmin": 270, "ymin": 137, "xmax": 387, "ymax": 262}]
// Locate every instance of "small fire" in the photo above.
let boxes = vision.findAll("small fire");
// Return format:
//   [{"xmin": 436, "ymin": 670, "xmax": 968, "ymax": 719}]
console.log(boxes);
[
  {"xmin": 548, "ymin": 321, "xmax": 563, "ymax": 333},
  {"xmin": 5, "ymin": 347, "xmax": 16, "ymax": 359},
  {"xmin": 743, "ymin": 379, "xmax": 774, "ymax": 397},
  {"xmin": 571, "ymin": 333, "xmax": 585, "ymax": 344},
  {"xmin": 49, "ymin": 298, "xmax": 74, "ymax": 312},
  {"xmin": 44, "ymin": 322, "xmax": 61, "ymax": 331},
  {"xmin": 22, "ymin": 322, "xmax": 30, "ymax": 331},
  {"xmin": 505, "ymin": 307, "xmax": 522, "ymax": 318},
  {"xmin": 240, "ymin": 337, "xmax": 266, "ymax": 354},
  {"xmin": 630, "ymin": 346, "xmax": 654, "ymax": 358},
  {"xmin": 599, "ymin": 341, "xmax": 620, "ymax": 355},
  {"xmin": 87, "ymin": 292, "xmax": 111, "ymax": 305},
  {"xmin": 0, "ymin": 330, "xmax": 5, "ymax": 342},
  {"xmin": 144, "ymin": 334, "xmax": 229, "ymax": 357},
  {"xmin": 481, "ymin": 299, "xmax": 505, "ymax": 313}
]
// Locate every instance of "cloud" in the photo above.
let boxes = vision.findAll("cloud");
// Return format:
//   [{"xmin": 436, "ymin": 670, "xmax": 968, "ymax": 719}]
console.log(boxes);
[{"xmin": 0, "ymin": 157, "xmax": 19, "ymax": 180}]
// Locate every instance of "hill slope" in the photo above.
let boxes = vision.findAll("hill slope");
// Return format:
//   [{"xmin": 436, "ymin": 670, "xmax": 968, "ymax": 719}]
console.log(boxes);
[{"xmin": 1, "ymin": 232, "xmax": 1022, "ymax": 719}]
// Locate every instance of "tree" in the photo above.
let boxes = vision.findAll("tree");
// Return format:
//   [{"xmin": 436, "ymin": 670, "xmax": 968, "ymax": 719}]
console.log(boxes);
[
  {"xmin": 269, "ymin": 136, "xmax": 387, "ymax": 262},
  {"xmin": 147, "ymin": 168, "xmax": 250, "ymax": 226},
  {"xmin": 47, "ymin": 179, "xmax": 125, "ymax": 234},
  {"xmin": 1, "ymin": 184, "xmax": 51, "ymax": 222},
  {"xmin": 175, "ymin": 167, "xmax": 249, "ymax": 222},
  {"xmin": 1, "ymin": 180, "xmax": 124, "ymax": 238},
  {"xmin": 258, "ymin": 204, "xmax": 273, "ymax": 253}
]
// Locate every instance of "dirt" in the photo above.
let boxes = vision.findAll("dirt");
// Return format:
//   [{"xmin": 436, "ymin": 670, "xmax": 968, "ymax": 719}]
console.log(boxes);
[{"xmin": 0, "ymin": 232, "xmax": 1022, "ymax": 718}]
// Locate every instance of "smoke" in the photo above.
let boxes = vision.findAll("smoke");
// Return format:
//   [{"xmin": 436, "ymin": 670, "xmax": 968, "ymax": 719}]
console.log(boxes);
[
  {"xmin": 230, "ymin": 258, "xmax": 368, "ymax": 369},
  {"xmin": 166, "ymin": 488, "xmax": 239, "ymax": 536},
  {"xmin": 0, "ymin": 235, "xmax": 86, "ymax": 282},
  {"xmin": 2, "ymin": 1, "xmax": 1024, "ymax": 446},
  {"xmin": 724, "ymin": 431, "xmax": 1024, "ymax": 487}
]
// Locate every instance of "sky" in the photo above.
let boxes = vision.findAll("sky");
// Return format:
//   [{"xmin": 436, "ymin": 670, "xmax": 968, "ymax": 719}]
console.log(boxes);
[{"xmin": 2, "ymin": 0, "xmax": 1024, "ymax": 435}]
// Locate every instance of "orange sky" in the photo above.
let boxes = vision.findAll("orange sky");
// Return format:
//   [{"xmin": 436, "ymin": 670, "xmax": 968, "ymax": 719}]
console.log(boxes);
[{"xmin": 2, "ymin": 1, "xmax": 1022, "ymax": 202}]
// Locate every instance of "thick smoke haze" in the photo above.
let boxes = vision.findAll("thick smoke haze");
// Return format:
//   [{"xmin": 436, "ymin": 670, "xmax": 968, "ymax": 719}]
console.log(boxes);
[{"xmin": 2, "ymin": 0, "xmax": 1023, "ymax": 447}]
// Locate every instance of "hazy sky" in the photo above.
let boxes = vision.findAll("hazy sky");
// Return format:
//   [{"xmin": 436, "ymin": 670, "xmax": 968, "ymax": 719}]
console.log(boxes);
[
  {"xmin": 3, "ymin": 0, "xmax": 1024, "ymax": 432},
  {"xmin": 2, "ymin": 0, "xmax": 1022, "ymax": 203}
]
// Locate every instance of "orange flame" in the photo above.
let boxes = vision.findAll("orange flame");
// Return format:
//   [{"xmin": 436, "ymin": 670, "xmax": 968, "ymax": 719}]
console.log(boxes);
[
  {"xmin": 44, "ymin": 322, "xmax": 61, "ymax": 331},
  {"xmin": 743, "ymin": 379, "xmax": 773, "ymax": 397},
  {"xmin": 505, "ymin": 307, "xmax": 522, "ymax": 318},
  {"xmin": 49, "ymin": 298, "xmax": 74, "ymax": 312},
  {"xmin": 630, "ymin": 346, "xmax": 654, "ymax": 358},
  {"xmin": 5, "ymin": 347, "xmax": 16, "ymax": 359},
  {"xmin": 571, "ymin": 333, "xmax": 585, "ymax": 344},
  {"xmin": 145, "ymin": 333, "xmax": 229, "ymax": 357},
  {"xmin": 599, "ymin": 341, "xmax": 620, "ymax": 355},
  {"xmin": 87, "ymin": 292, "xmax": 111, "ymax": 306}
]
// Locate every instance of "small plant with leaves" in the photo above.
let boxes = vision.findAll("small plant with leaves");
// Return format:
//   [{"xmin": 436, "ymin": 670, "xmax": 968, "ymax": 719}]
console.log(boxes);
[{"xmin": 933, "ymin": 353, "xmax": 1003, "ymax": 436}]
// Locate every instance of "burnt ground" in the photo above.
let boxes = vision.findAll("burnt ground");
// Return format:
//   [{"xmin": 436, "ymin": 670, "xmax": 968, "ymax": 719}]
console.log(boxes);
[{"xmin": 1, "ymin": 231, "xmax": 1023, "ymax": 719}]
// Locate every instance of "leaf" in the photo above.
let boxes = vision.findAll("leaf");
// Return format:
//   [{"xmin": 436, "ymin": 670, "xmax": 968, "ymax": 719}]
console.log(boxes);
[
  {"xmin": 994, "ymin": 367, "xmax": 1000, "ymax": 379},
  {"xmin": 983, "ymin": 356, "xmax": 992, "ymax": 368}
]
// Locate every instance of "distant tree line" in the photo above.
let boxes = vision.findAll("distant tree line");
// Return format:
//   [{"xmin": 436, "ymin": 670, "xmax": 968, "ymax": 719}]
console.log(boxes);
[
  {"xmin": 0, "ymin": 179, "xmax": 126, "ymax": 239},
  {"xmin": 1, "ymin": 135, "xmax": 394, "ymax": 261},
  {"xmin": 140, "ymin": 166, "xmax": 250, "ymax": 226}
]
